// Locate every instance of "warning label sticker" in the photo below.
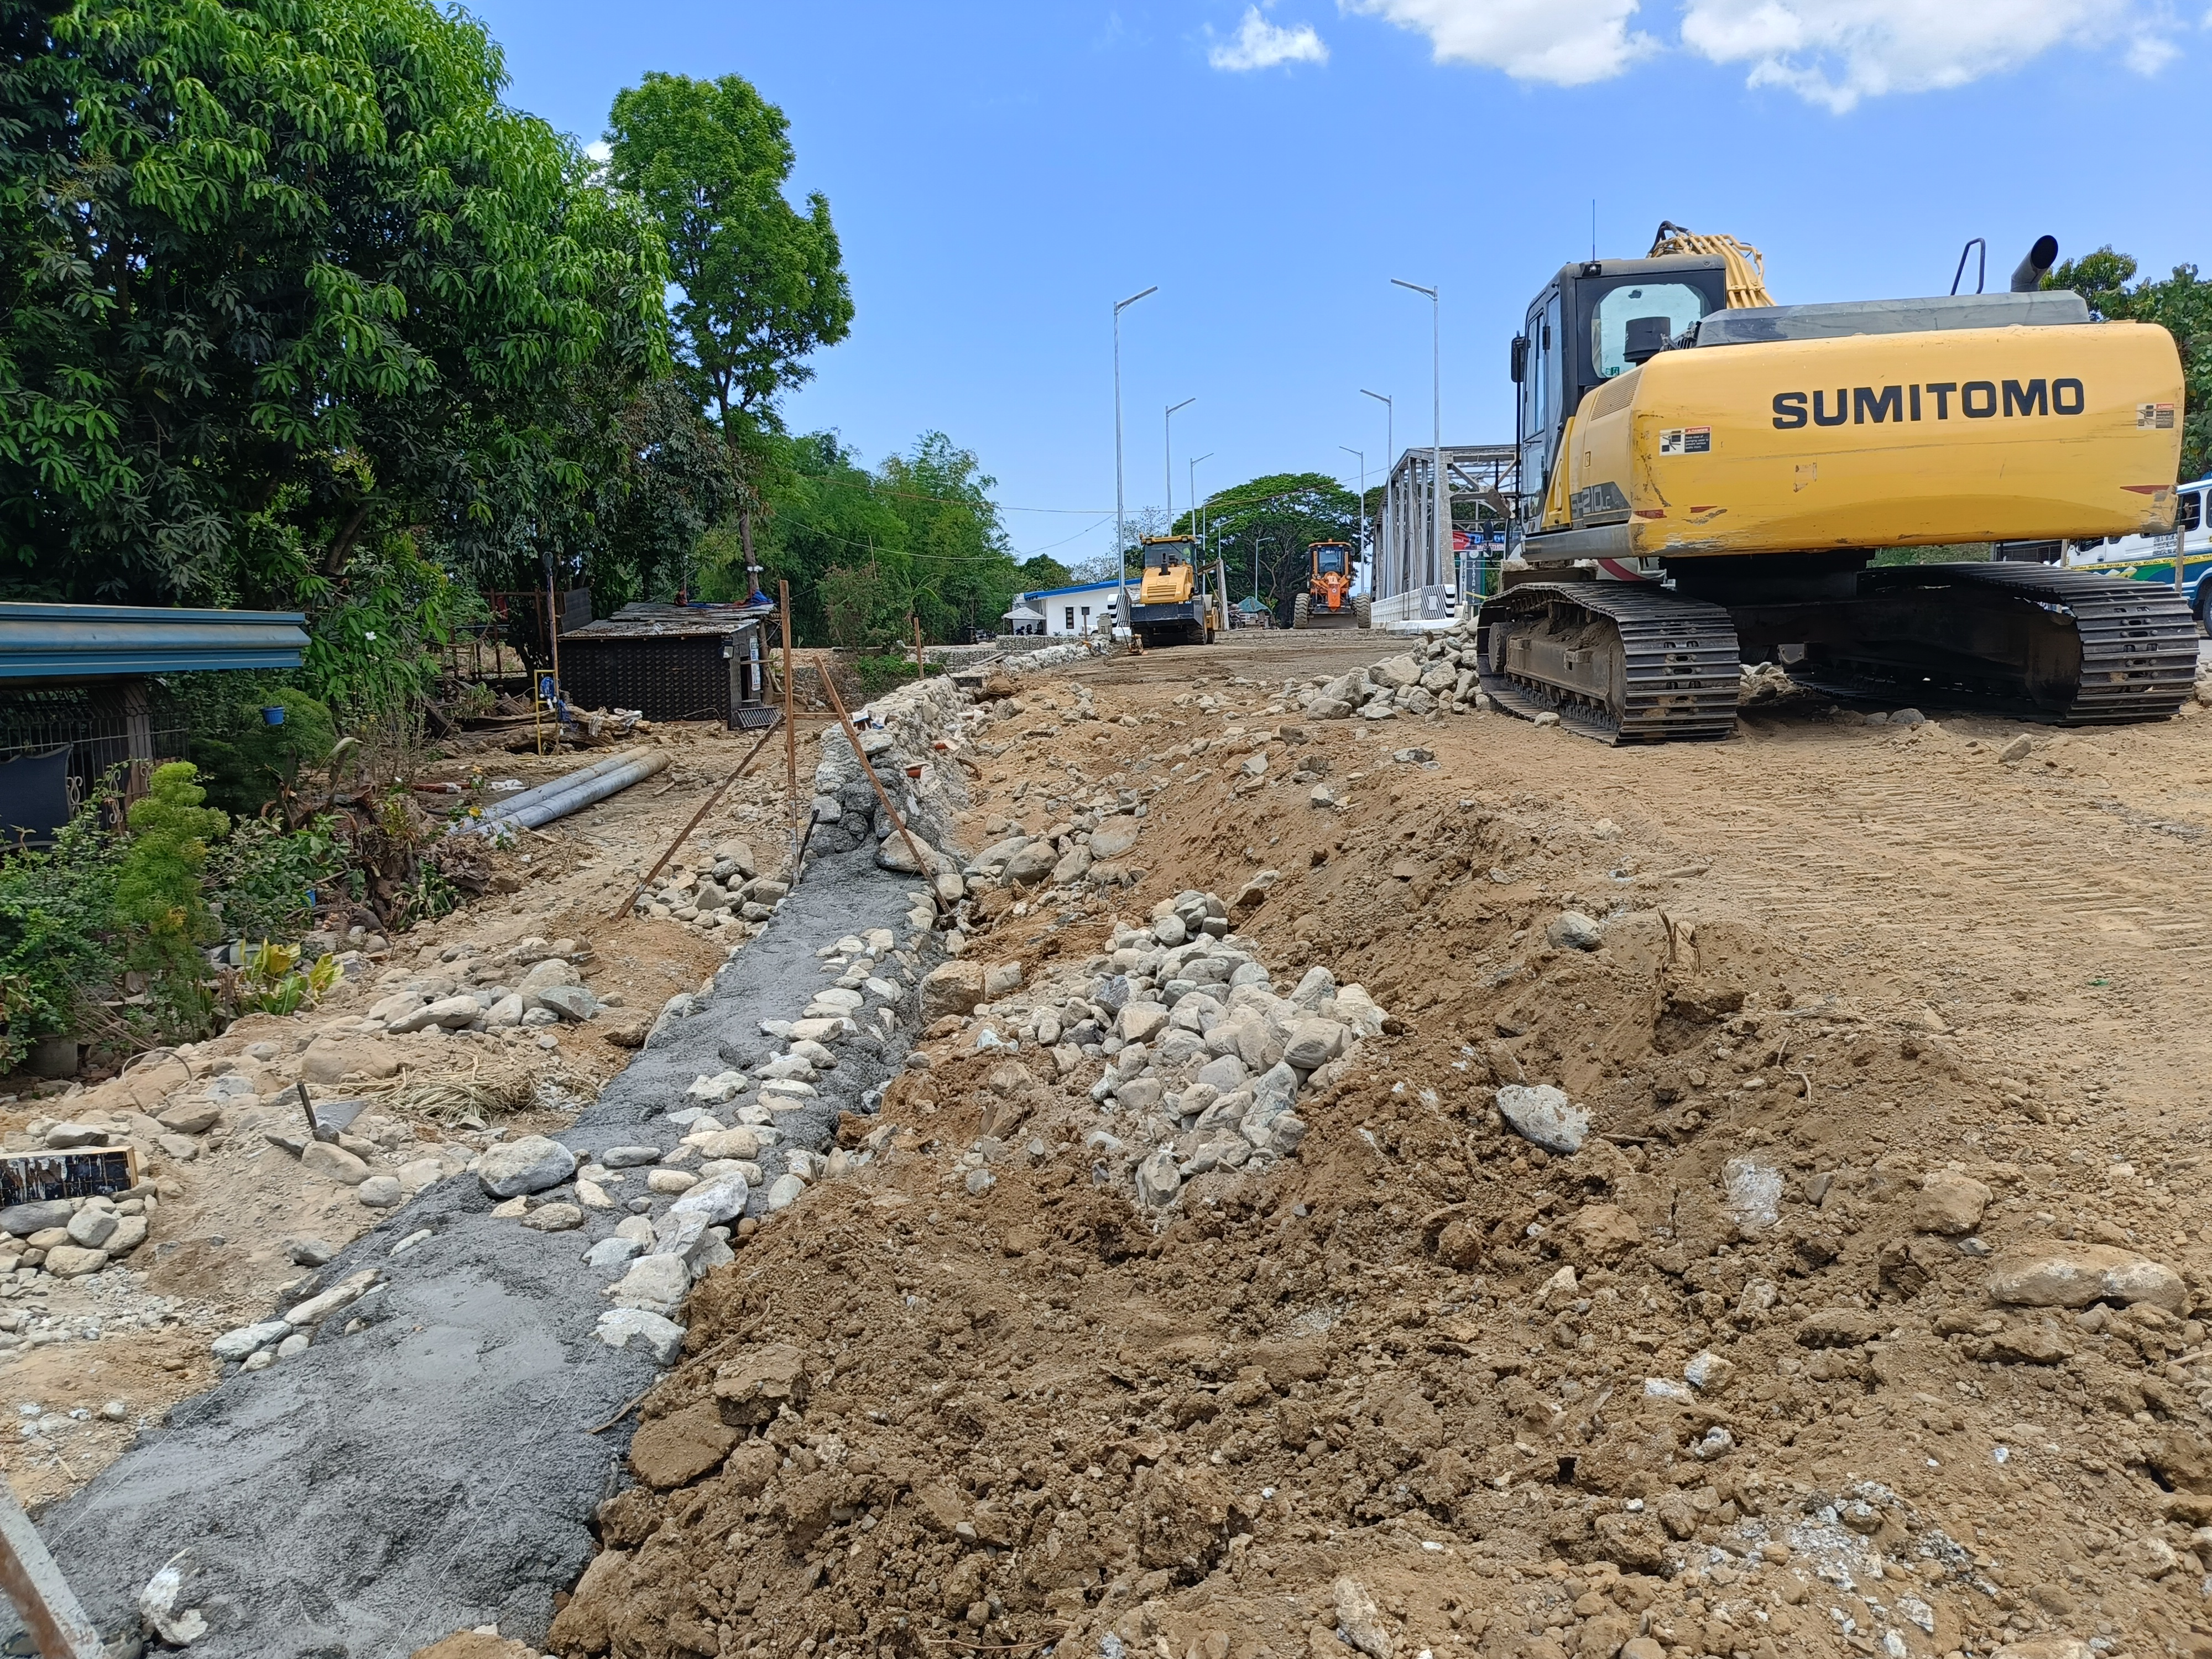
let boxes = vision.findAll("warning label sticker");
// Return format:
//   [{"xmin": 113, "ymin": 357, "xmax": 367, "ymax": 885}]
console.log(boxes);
[
  {"xmin": 1658, "ymin": 427, "xmax": 1712, "ymax": 455},
  {"xmin": 2139, "ymin": 403, "xmax": 2177, "ymax": 430}
]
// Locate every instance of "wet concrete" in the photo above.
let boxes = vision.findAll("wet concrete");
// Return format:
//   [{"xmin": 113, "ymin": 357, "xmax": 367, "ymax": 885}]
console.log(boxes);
[{"xmin": 0, "ymin": 847, "xmax": 924, "ymax": 1658}]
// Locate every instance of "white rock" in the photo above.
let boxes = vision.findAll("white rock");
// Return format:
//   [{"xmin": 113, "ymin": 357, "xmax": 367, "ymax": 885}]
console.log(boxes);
[
  {"xmin": 1683, "ymin": 1349, "xmax": 1735, "ymax": 1392},
  {"xmin": 584, "ymin": 1236, "xmax": 643, "ymax": 1270},
  {"xmin": 669, "ymin": 1174, "xmax": 750, "ymax": 1226},
  {"xmin": 596, "ymin": 1307, "xmax": 685, "ymax": 1365},
  {"xmin": 1721, "ymin": 1156, "xmax": 1783, "ymax": 1233},
  {"xmin": 211, "ymin": 1321, "xmax": 291, "ymax": 1363},
  {"xmin": 531, "ymin": 984, "xmax": 597, "ymax": 1022},
  {"xmin": 1281, "ymin": 1017, "xmax": 1348, "ymax": 1073},
  {"xmin": 355, "ymin": 1176, "xmax": 403, "ymax": 1209},
  {"xmin": 765, "ymin": 1173, "xmax": 806, "ymax": 1211},
  {"xmin": 285, "ymin": 1269, "xmax": 379, "ymax": 1328},
  {"xmin": 476, "ymin": 1135, "xmax": 577, "ymax": 1198},
  {"xmin": 1495, "ymin": 1083, "xmax": 1589, "ymax": 1154},
  {"xmin": 1135, "ymin": 1146, "xmax": 1182, "ymax": 1207},
  {"xmin": 1546, "ymin": 911, "xmax": 1604, "ymax": 952},
  {"xmin": 684, "ymin": 1071, "xmax": 748, "ymax": 1104},
  {"xmin": 389, "ymin": 994, "xmax": 482, "ymax": 1034},
  {"xmin": 65, "ymin": 1208, "xmax": 118, "ymax": 1249},
  {"xmin": 607, "ymin": 1253, "xmax": 690, "ymax": 1317}
]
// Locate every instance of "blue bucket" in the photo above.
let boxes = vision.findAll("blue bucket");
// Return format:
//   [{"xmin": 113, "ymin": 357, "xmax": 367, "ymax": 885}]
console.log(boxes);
[{"xmin": 262, "ymin": 706, "xmax": 286, "ymax": 726}]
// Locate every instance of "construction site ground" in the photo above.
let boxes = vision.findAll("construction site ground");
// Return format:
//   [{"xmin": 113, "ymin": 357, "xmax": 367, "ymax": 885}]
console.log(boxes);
[{"xmin": 14, "ymin": 627, "xmax": 2212, "ymax": 1659}]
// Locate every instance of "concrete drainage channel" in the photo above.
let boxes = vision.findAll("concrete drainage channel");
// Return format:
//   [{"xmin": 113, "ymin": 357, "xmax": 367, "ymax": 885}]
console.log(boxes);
[{"xmin": 0, "ymin": 846, "xmax": 928, "ymax": 1659}]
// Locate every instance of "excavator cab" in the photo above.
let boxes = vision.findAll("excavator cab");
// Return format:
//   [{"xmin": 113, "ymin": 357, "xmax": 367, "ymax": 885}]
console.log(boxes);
[
  {"xmin": 1291, "ymin": 542, "xmax": 1369, "ymax": 630},
  {"xmin": 1510, "ymin": 255, "xmax": 1732, "ymax": 535}
]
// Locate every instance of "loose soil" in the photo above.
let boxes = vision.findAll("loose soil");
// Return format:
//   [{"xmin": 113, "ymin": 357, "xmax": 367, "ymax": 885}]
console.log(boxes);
[{"xmin": 549, "ymin": 633, "xmax": 2212, "ymax": 1659}]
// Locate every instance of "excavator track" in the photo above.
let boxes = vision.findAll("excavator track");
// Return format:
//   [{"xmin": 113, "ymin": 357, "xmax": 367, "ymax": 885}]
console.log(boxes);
[
  {"xmin": 1786, "ymin": 563, "xmax": 2198, "ymax": 725},
  {"xmin": 1476, "ymin": 581, "xmax": 1741, "ymax": 744}
]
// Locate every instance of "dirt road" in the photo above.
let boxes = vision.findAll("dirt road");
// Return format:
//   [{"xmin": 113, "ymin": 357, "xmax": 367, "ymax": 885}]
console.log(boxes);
[
  {"xmin": 16, "ymin": 629, "xmax": 2212, "ymax": 1659},
  {"xmin": 549, "ymin": 639, "xmax": 2212, "ymax": 1659}
]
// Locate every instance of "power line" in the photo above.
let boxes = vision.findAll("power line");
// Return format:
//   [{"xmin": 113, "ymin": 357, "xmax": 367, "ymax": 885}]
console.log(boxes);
[{"xmin": 771, "ymin": 509, "xmax": 1109, "ymax": 565}]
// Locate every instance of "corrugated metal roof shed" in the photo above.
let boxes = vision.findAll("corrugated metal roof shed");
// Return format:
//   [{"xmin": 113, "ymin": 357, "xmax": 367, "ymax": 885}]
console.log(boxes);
[
  {"xmin": 562, "ymin": 602, "xmax": 770, "ymax": 640},
  {"xmin": 0, "ymin": 603, "xmax": 309, "ymax": 680}
]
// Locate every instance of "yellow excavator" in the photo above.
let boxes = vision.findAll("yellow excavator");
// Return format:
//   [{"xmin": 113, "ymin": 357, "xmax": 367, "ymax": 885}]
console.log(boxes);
[
  {"xmin": 1130, "ymin": 535, "xmax": 1218, "ymax": 648},
  {"xmin": 1479, "ymin": 223, "xmax": 2196, "ymax": 742}
]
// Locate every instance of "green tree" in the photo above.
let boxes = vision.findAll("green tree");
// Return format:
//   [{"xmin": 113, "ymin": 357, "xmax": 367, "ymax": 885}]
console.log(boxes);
[
  {"xmin": 1176, "ymin": 473, "xmax": 1359, "ymax": 612},
  {"xmin": 606, "ymin": 71, "xmax": 852, "ymax": 440},
  {"xmin": 700, "ymin": 431, "xmax": 1025, "ymax": 646},
  {"xmin": 2048, "ymin": 248, "xmax": 2211, "ymax": 483},
  {"xmin": 1, "ymin": 0, "xmax": 667, "ymax": 613}
]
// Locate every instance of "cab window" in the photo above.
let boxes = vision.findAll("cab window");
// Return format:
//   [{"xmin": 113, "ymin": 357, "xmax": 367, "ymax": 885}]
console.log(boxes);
[
  {"xmin": 1590, "ymin": 282, "xmax": 1712, "ymax": 379},
  {"xmin": 1316, "ymin": 546, "xmax": 1345, "ymax": 573},
  {"xmin": 2183, "ymin": 492, "xmax": 2204, "ymax": 533}
]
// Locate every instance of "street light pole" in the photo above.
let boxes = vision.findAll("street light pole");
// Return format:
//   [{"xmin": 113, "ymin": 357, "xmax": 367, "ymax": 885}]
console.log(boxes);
[
  {"xmin": 1339, "ymin": 445, "xmax": 1365, "ymax": 577},
  {"xmin": 1361, "ymin": 388, "xmax": 1392, "ymax": 599},
  {"xmin": 1188, "ymin": 451, "xmax": 1213, "ymax": 541},
  {"xmin": 1165, "ymin": 398, "xmax": 1195, "ymax": 532},
  {"xmin": 1113, "ymin": 285, "xmax": 1158, "ymax": 639},
  {"xmin": 1392, "ymin": 278, "xmax": 1444, "ymax": 606}
]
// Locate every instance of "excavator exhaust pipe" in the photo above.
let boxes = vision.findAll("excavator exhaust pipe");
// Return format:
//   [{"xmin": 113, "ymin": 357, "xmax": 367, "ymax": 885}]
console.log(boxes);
[{"xmin": 2010, "ymin": 234, "xmax": 2059, "ymax": 293}]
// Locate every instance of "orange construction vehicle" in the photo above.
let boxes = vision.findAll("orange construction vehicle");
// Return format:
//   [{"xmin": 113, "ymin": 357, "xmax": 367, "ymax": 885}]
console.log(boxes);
[{"xmin": 1290, "ymin": 541, "xmax": 1370, "ymax": 629}]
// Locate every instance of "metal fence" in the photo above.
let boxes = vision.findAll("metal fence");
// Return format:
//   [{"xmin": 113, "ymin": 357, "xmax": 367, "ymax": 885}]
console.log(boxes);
[{"xmin": 0, "ymin": 683, "xmax": 185, "ymax": 815}]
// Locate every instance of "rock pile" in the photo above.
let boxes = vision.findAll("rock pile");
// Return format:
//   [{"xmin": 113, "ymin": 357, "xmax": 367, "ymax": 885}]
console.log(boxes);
[
  {"xmin": 805, "ymin": 676, "xmax": 975, "ymax": 864},
  {"xmin": 632, "ymin": 838, "xmax": 792, "ymax": 938},
  {"xmin": 922, "ymin": 888, "xmax": 1389, "ymax": 1213},
  {"xmin": 1274, "ymin": 624, "xmax": 1487, "ymax": 722},
  {"xmin": 483, "ymin": 928, "xmax": 914, "ymax": 1368}
]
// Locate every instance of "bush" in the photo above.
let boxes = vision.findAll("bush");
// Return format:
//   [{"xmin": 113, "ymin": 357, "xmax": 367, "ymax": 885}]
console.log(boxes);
[
  {"xmin": 205, "ymin": 815, "xmax": 354, "ymax": 943},
  {"xmin": 0, "ymin": 806, "xmax": 125, "ymax": 1070},
  {"xmin": 112, "ymin": 764, "xmax": 228, "ymax": 1027},
  {"xmin": 190, "ymin": 688, "xmax": 338, "ymax": 818}
]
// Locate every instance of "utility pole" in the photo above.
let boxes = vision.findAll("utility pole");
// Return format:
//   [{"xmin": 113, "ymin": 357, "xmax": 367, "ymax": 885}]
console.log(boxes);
[
  {"xmin": 1361, "ymin": 389, "xmax": 1392, "ymax": 602},
  {"xmin": 1392, "ymin": 279, "xmax": 1444, "ymax": 607},
  {"xmin": 1113, "ymin": 286, "xmax": 1157, "ymax": 640},
  {"xmin": 1340, "ymin": 446, "xmax": 1365, "ymax": 575}
]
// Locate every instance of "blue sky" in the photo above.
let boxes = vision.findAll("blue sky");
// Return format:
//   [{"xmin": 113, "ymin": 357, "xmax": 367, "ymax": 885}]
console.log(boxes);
[{"xmin": 467, "ymin": 0, "xmax": 2205, "ymax": 569}]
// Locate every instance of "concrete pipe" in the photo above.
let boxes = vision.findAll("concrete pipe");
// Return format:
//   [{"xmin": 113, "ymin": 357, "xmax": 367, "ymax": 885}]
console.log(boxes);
[
  {"xmin": 461, "ymin": 747, "xmax": 653, "ymax": 832},
  {"xmin": 457, "ymin": 748, "xmax": 669, "ymax": 836}
]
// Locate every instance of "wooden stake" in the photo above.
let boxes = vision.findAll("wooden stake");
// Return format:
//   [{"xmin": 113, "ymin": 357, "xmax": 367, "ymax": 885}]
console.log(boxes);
[
  {"xmin": 813, "ymin": 655, "xmax": 946, "ymax": 918},
  {"xmin": 914, "ymin": 614, "xmax": 925, "ymax": 684},
  {"xmin": 779, "ymin": 580, "xmax": 798, "ymax": 860},
  {"xmin": 0, "ymin": 1480, "xmax": 106, "ymax": 1658},
  {"xmin": 609, "ymin": 718, "xmax": 782, "ymax": 922}
]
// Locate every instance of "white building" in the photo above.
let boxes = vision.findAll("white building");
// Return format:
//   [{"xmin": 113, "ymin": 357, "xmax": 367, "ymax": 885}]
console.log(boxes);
[{"xmin": 1015, "ymin": 580, "xmax": 1124, "ymax": 638}]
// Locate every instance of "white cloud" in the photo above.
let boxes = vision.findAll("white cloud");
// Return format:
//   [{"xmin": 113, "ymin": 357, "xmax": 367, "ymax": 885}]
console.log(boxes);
[
  {"xmin": 1679, "ymin": 0, "xmax": 2169, "ymax": 111},
  {"xmin": 1347, "ymin": 0, "xmax": 1651, "ymax": 84},
  {"xmin": 1350, "ymin": 0, "xmax": 2182, "ymax": 108},
  {"xmin": 585, "ymin": 139, "xmax": 613, "ymax": 163},
  {"xmin": 1210, "ymin": 6, "xmax": 1331, "ymax": 70}
]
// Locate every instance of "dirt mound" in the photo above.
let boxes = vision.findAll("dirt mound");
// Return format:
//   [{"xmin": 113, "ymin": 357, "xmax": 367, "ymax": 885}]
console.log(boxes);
[{"xmin": 542, "ymin": 661, "xmax": 2212, "ymax": 1659}]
